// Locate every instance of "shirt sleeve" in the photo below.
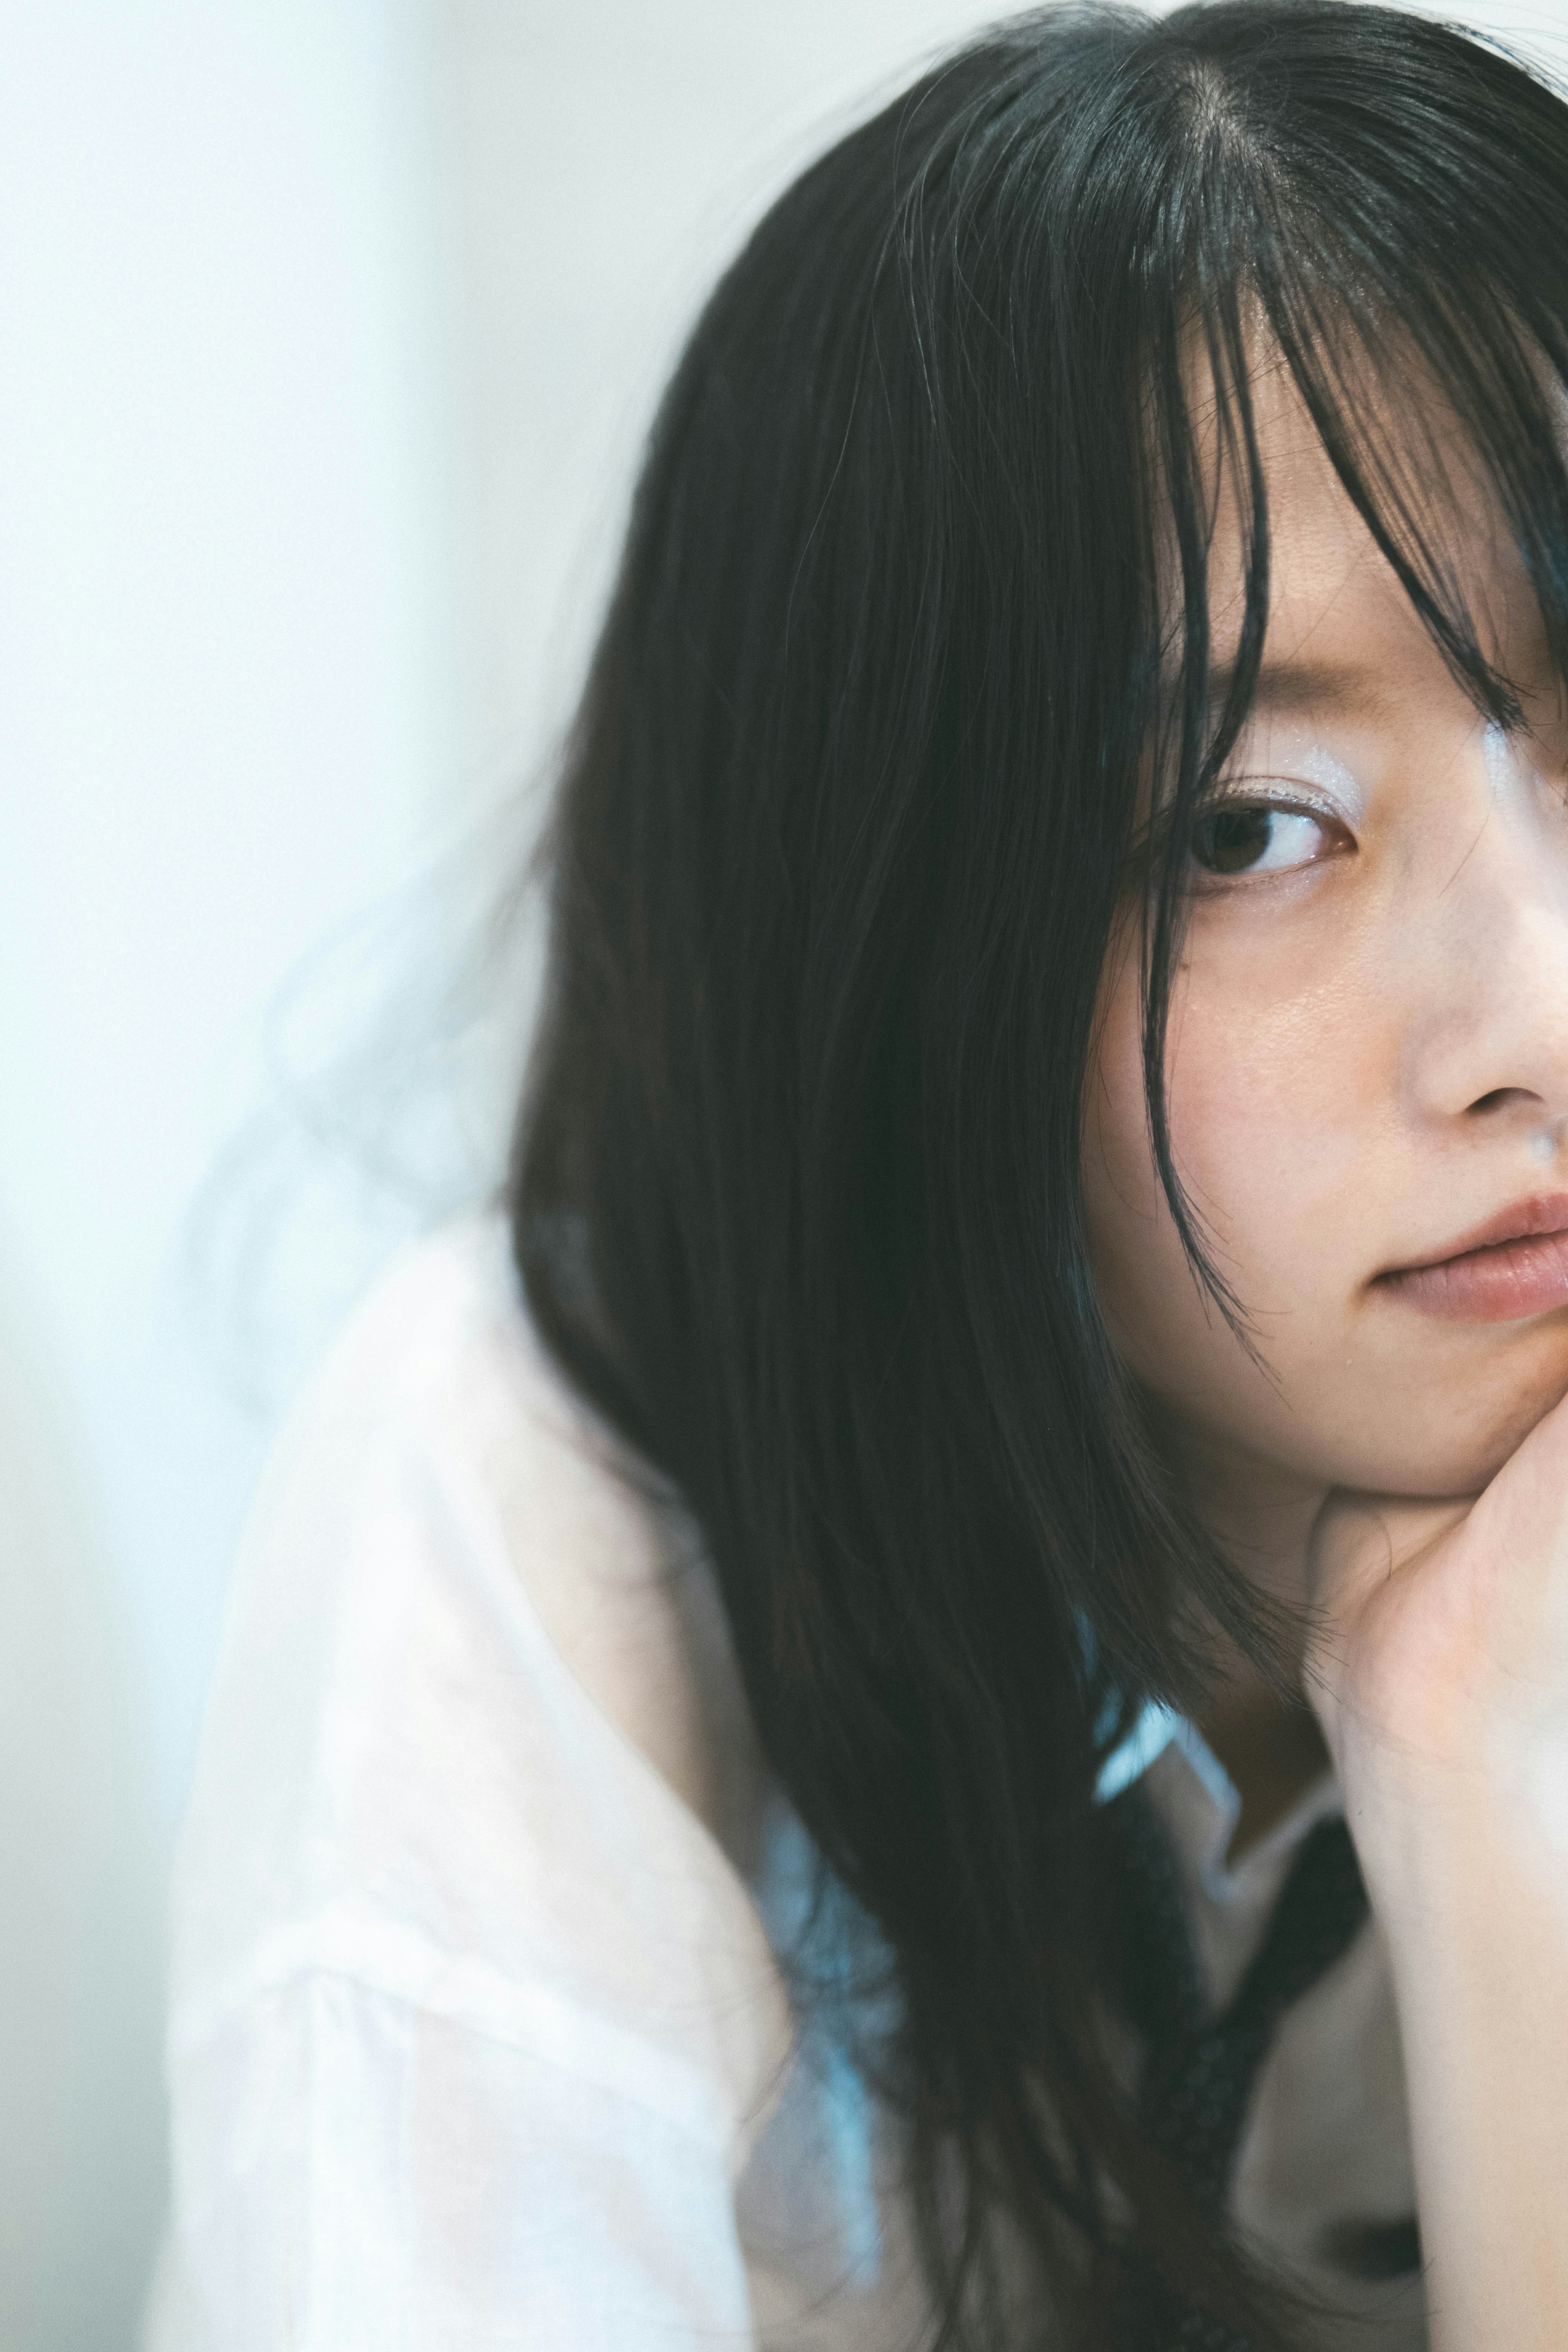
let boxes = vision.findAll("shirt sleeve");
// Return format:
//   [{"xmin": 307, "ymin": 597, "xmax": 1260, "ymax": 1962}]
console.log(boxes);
[
  {"xmin": 154, "ymin": 1968, "xmax": 760, "ymax": 2352},
  {"xmin": 145, "ymin": 1223, "xmax": 793, "ymax": 2352}
]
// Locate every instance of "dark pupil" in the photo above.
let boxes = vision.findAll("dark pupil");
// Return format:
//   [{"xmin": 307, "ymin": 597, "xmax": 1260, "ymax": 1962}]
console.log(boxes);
[{"xmin": 1193, "ymin": 805, "xmax": 1271, "ymax": 874}]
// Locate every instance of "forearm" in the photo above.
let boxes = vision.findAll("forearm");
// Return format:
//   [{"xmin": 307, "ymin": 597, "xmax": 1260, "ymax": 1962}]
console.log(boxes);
[{"xmin": 1354, "ymin": 1769, "xmax": 1568, "ymax": 2352}]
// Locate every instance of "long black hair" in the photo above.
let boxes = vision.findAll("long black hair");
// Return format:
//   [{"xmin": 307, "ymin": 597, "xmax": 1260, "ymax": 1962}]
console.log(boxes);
[{"xmin": 510, "ymin": 4, "xmax": 1568, "ymax": 2341}]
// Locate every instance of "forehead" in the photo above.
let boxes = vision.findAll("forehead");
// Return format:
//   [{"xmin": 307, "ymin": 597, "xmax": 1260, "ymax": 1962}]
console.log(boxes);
[{"xmin": 1191, "ymin": 338, "xmax": 1537, "ymax": 701}]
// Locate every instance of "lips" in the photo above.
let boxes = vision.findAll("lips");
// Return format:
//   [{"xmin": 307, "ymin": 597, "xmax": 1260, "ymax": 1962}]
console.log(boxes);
[{"xmin": 1376, "ymin": 1192, "xmax": 1568, "ymax": 1321}]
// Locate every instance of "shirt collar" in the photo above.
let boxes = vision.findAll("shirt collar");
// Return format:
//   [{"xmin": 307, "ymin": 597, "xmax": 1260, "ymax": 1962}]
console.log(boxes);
[
  {"xmin": 1094, "ymin": 1696, "xmax": 1186, "ymax": 1803},
  {"xmin": 1097, "ymin": 1696, "xmax": 1344, "ymax": 1904}
]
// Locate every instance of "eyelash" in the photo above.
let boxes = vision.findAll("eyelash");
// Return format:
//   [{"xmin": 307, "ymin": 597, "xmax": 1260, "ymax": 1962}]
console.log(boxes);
[{"xmin": 1187, "ymin": 786, "xmax": 1356, "ymax": 883}]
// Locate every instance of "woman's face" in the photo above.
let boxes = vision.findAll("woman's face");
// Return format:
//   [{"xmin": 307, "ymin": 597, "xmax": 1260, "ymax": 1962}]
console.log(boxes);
[{"xmin": 1084, "ymin": 359, "xmax": 1568, "ymax": 1511}]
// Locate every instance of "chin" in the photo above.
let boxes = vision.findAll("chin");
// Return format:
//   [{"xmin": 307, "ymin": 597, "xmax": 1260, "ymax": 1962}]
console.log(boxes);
[{"xmin": 1392, "ymin": 1345, "xmax": 1568, "ymax": 1497}]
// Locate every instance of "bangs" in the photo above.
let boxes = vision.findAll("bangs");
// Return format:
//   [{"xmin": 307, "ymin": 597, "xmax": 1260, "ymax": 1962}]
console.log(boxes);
[{"xmin": 1127, "ymin": 24, "xmax": 1568, "ymax": 1329}]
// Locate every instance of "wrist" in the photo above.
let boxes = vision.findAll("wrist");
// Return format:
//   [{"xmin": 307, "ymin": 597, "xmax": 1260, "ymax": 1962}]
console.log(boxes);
[{"xmin": 1334, "ymin": 1706, "xmax": 1568, "ymax": 1941}]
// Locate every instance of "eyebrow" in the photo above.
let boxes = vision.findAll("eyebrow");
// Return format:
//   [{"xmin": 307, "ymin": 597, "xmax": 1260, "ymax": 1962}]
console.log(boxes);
[{"xmin": 1156, "ymin": 657, "xmax": 1396, "ymax": 731}]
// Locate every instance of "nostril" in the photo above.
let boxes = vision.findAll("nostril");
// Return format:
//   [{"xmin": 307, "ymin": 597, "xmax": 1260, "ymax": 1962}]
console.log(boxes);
[{"xmin": 1466, "ymin": 1086, "xmax": 1543, "ymax": 1116}]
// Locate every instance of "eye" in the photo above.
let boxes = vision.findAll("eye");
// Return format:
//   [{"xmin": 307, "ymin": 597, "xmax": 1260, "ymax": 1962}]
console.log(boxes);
[{"xmin": 1189, "ymin": 799, "xmax": 1344, "ymax": 878}]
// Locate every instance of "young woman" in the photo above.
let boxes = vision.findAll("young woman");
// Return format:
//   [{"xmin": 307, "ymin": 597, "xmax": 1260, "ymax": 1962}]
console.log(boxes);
[{"xmin": 153, "ymin": 4, "xmax": 1568, "ymax": 2346}]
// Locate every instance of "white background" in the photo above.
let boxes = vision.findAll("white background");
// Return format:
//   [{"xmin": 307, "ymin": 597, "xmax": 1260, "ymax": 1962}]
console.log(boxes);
[{"xmin": 4, "ymin": 2, "xmax": 1566, "ymax": 2341}]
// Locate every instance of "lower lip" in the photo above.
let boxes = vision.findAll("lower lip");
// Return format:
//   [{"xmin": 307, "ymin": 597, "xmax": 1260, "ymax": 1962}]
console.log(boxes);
[{"xmin": 1379, "ymin": 1229, "xmax": 1568, "ymax": 1321}]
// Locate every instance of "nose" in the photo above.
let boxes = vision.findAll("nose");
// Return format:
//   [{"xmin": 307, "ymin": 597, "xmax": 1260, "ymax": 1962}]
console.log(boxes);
[{"xmin": 1401, "ymin": 759, "xmax": 1568, "ymax": 1140}]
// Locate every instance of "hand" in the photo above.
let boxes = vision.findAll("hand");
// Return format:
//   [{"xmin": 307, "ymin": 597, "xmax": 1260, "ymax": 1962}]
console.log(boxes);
[
  {"xmin": 1302, "ymin": 1396, "xmax": 1568, "ymax": 2352},
  {"xmin": 1305, "ymin": 1388, "xmax": 1568, "ymax": 1851}
]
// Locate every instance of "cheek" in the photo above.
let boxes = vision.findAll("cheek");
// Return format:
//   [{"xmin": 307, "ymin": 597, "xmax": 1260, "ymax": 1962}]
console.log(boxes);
[
  {"xmin": 1082, "ymin": 937, "xmax": 1381, "ymax": 1396},
  {"xmin": 1175, "ymin": 991, "xmax": 1373, "ymax": 1248},
  {"xmin": 1082, "ymin": 951, "xmax": 1196, "ymax": 1379}
]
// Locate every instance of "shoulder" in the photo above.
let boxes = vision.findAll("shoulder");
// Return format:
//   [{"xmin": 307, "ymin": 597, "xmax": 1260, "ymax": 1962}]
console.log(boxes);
[
  {"xmin": 241, "ymin": 1206, "xmax": 588, "ymax": 1515},
  {"xmin": 172, "ymin": 1207, "xmax": 787, "ymax": 2138}
]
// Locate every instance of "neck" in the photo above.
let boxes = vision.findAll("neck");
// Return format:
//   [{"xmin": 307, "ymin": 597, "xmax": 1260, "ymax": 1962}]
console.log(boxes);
[
  {"xmin": 1181, "ymin": 1430, "xmax": 1327, "ymax": 1616},
  {"xmin": 1167, "ymin": 1424, "xmax": 1334, "ymax": 1859}
]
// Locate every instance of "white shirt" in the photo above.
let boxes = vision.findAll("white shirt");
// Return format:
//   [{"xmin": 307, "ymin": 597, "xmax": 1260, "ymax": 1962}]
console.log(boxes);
[{"xmin": 147, "ymin": 1213, "xmax": 1428, "ymax": 2350}]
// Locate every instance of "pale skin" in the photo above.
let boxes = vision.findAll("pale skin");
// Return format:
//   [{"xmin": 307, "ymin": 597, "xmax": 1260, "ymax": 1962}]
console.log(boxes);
[{"xmin": 1084, "ymin": 355, "xmax": 1568, "ymax": 2349}]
